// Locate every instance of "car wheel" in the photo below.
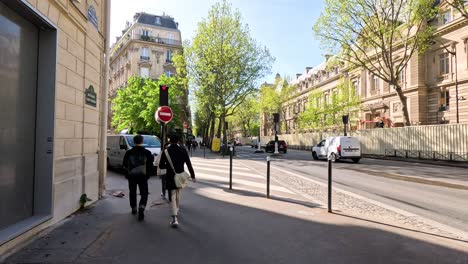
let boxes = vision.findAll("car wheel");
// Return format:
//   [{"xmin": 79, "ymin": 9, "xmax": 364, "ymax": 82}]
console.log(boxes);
[
  {"xmin": 352, "ymin": 158, "xmax": 360, "ymax": 163},
  {"xmin": 329, "ymin": 153, "xmax": 337, "ymax": 163},
  {"xmin": 312, "ymin": 152, "xmax": 319, "ymax": 160}
]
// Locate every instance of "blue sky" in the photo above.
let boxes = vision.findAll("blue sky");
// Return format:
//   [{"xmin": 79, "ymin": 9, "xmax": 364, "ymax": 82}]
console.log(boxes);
[{"xmin": 111, "ymin": 0, "xmax": 326, "ymax": 83}]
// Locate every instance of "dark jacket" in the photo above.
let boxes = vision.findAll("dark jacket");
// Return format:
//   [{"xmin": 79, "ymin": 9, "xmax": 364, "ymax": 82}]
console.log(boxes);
[
  {"xmin": 158, "ymin": 144, "xmax": 195, "ymax": 190},
  {"xmin": 123, "ymin": 146, "xmax": 154, "ymax": 179}
]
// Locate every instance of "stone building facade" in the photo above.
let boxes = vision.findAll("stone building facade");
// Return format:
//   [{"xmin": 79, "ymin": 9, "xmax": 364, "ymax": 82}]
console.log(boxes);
[
  {"xmin": 0, "ymin": 0, "xmax": 109, "ymax": 256},
  {"xmin": 265, "ymin": 2, "xmax": 468, "ymax": 136},
  {"xmin": 108, "ymin": 12, "xmax": 189, "ymax": 131},
  {"xmin": 109, "ymin": 12, "xmax": 182, "ymax": 95}
]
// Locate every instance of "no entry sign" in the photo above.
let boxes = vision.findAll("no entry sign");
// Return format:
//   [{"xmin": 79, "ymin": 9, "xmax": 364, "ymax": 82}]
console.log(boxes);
[{"xmin": 155, "ymin": 106, "xmax": 173, "ymax": 123}]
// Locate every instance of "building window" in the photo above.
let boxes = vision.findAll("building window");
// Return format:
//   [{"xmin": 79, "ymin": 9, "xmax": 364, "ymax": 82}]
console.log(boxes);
[
  {"xmin": 165, "ymin": 70, "xmax": 174, "ymax": 77},
  {"xmin": 155, "ymin": 17, "xmax": 161, "ymax": 25},
  {"xmin": 335, "ymin": 67, "xmax": 339, "ymax": 75},
  {"xmin": 439, "ymin": 89, "xmax": 450, "ymax": 111},
  {"xmin": 372, "ymin": 75, "xmax": 379, "ymax": 91},
  {"xmin": 352, "ymin": 81, "xmax": 359, "ymax": 96},
  {"xmin": 398, "ymin": 66, "xmax": 406, "ymax": 84},
  {"xmin": 141, "ymin": 29, "xmax": 150, "ymax": 36},
  {"xmin": 441, "ymin": 10, "xmax": 452, "ymax": 25},
  {"xmin": 166, "ymin": 50, "xmax": 172, "ymax": 62},
  {"xmin": 140, "ymin": 67, "xmax": 150, "ymax": 78},
  {"xmin": 439, "ymin": 53, "xmax": 450, "ymax": 75},
  {"xmin": 167, "ymin": 33, "xmax": 175, "ymax": 45},
  {"xmin": 141, "ymin": 47, "xmax": 150, "ymax": 60},
  {"xmin": 324, "ymin": 94, "xmax": 329, "ymax": 105}
]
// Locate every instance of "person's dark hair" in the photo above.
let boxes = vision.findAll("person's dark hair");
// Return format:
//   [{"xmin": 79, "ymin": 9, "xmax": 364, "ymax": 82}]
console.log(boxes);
[
  {"xmin": 169, "ymin": 134, "xmax": 179, "ymax": 144},
  {"xmin": 133, "ymin": 134, "xmax": 144, "ymax": 145}
]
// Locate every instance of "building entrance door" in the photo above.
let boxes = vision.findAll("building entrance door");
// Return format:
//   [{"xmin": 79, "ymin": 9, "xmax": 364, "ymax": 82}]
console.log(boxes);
[{"xmin": 0, "ymin": 2, "xmax": 39, "ymax": 230}]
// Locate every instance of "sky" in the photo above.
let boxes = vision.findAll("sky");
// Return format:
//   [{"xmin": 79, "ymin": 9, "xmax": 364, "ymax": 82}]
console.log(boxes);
[{"xmin": 111, "ymin": 0, "xmax": 326, "ymax": 83}]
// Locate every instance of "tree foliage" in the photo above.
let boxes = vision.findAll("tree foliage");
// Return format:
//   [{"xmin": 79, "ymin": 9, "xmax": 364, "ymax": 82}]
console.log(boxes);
[
  {"xmin": 111, "ymin": 75, "xmax": 185, "ymax": 134},
  {"xmin": 313, "ymin": 0, "xmax": 437, "ymax": 126},
  {"xmin": 298, "ymin": 79, "xmax": 361, "ymax": 131},
  {"xmin": 185, "ymin": 0, "xmax": 274, "ymax": 142},
  {"xmin": 228, "ymin": 96, "xmax": 260, "ymax": 137},
  {"xmin": 446, "ymin": 0, "xmax": 468, "ymax": 19}
]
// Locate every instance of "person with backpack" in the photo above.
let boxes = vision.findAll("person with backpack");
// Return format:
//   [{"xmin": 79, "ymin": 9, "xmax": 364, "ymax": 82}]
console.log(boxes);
[
  {"xmin": 158, "ymin": 134, "xmax": 196, "ymax": 228},
  {"xmin": 123, "ymin": 134, "xmax": 154, "ymax": 221}
]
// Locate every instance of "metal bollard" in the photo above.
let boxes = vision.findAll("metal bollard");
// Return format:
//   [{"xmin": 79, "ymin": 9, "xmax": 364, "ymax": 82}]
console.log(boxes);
[
  {"xmin": 328, "ymin": 159, "xmax": 332, "ymax": 213},
  {"xmin": 266, "ymin": 156, "xmax": 271, "ymax": 198},
  {"xmin": 229, "ymin": 146, "xmax": 233, "ymax": 190}
]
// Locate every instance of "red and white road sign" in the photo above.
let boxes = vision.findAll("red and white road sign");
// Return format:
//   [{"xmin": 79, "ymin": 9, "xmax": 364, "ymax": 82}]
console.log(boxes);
[{"xmin": 155, "ymin": 106, "xmax": 173, "ymax": 123}]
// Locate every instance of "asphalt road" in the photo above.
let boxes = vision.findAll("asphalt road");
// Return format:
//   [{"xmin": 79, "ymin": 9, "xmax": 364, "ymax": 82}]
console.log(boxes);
[{"xmin": 235, "ymin": 146, "xmax": 468, "ymax": 233}]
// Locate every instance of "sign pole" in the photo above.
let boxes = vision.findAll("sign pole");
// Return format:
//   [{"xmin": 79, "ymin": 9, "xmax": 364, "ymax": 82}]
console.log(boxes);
[{"xmin": 229, "ymin": 146, "xmax": 233, "ymax": 190}]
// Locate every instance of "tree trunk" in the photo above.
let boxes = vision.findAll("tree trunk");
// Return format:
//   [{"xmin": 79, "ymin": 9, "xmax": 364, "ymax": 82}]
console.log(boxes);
[
  {"xmin": 216, "ymin": 116, "xmax": 223, "ymax": 139},
  {"xmin": 209, "ymin": 116, "xmax": 216, "ymax": 147},
  {"xmin": 394, "ymin": 84, "xmax": 411, "ymax": 126}
]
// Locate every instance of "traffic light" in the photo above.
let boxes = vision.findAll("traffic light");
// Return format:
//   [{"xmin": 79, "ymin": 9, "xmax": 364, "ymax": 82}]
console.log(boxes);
[{"xmin": 159, "ymin": 85, "xmax": 169, "ymax": 106}]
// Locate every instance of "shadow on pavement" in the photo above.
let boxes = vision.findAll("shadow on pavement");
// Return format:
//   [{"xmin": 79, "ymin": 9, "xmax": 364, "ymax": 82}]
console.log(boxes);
[
  {"xmin": 333, "ymin": 212, "xmax": 468, "ymax": 244},
  {"xmin": 5, "ymin": 173, "xmax": 468, "ymax": 264}
]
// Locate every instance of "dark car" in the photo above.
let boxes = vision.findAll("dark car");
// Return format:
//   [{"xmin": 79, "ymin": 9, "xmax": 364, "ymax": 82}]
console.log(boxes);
[{"xmin": 265, "ymin": 140, "xmax": 287, "ymax": 153}]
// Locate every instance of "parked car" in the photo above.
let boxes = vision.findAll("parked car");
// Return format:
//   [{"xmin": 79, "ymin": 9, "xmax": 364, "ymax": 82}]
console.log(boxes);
[
  {"xmin": 107, "ymin": 135, "xmax": 161, "ymax": 170},
  {"xmin": 265, "ymin": 140, "xmax": 288, "ymax": 153},
  {"xmin": 312, "ymin": 136, "xmax": 361, "ymax": 163}
]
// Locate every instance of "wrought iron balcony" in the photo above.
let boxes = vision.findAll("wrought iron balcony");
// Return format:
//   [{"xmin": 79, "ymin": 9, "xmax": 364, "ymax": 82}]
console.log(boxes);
[{"xmin": 136, "ymin": 34, "xmax": 182, "ymax": 46}]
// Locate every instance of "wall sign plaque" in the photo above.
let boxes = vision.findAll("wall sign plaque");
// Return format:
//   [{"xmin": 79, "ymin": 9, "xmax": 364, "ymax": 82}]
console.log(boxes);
[{"xmin": 85, "ymin": 85, "xmax": 97, "ymax": 107}]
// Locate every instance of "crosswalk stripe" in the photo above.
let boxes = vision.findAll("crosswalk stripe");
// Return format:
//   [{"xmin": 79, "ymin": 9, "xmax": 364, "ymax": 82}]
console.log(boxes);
[
  {"xmin": 193, "ymin": 167, "xmax": 264, "ymax": 179},
  {"xmin": 191, "ymin": 162, "xmax": 251, "ymax": 171},
  {"xmin": 197, "ymin": 172, "xmax": 295, "ymax": 194}
]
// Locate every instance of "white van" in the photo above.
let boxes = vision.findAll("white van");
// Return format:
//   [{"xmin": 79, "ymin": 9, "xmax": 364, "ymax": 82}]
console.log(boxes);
[
  {"xmin": 312, "ymin": 136, "xmax": 361, "ymax": 163},
  {"xmin": 107, "ymin": 135, "xmax": 161, "ymax": 168}
]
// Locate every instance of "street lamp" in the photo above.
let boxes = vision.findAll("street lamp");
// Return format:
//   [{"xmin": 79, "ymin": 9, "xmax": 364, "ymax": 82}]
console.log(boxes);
[{"xmin": 431, "ymin": 39, "xmax": 460, "ymax": 123}]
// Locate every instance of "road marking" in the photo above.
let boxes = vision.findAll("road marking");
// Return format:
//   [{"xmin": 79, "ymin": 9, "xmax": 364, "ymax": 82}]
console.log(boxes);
[
  {"xmin": 193, "ymin": 167, "xmax": 264, "ymax": 179},
  {"xmin": 197, "ymin": 172, "xmax": 295, "ymax": 194},
  {"xmin": 192, "ymin": 162, "xmax": 251, "ymax": 171}
]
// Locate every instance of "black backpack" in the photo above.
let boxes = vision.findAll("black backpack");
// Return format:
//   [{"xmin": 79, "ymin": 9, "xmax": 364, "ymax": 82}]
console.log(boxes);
[{"xmin": 128, "ymin": 151, "xmax": 147, "ymax": 177}]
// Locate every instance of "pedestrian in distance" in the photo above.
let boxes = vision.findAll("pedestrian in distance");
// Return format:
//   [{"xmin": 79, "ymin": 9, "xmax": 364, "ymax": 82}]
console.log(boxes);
[
  {"xmin": 123, "ymin": 134, "xmax": 154, "ymax": 221},
  {"xmin": 158, "ymin": 134, "xmax": 196, "ymax": 228},
  {"xmin": 185, "ymin": 139, "xmax": 192, "ymax": 152}
]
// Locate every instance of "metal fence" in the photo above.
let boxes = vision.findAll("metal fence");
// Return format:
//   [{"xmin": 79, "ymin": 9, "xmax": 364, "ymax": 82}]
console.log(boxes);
[{"xmin": 239, "ymin": 124, "xmax": 468, "ymax": 161}]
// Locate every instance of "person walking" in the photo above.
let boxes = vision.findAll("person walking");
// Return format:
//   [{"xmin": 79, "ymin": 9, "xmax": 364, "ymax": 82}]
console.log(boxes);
[
  {"xmin": 156, "ymin": 142, "xmax": 170, "ymax": 200},
  {"xmin": 123, "ymin": 134, "xmax": 154, "ymax": 221},
  {"xmin": 158, "ymin": 134, "xmax": 196, "ymax": 228}
]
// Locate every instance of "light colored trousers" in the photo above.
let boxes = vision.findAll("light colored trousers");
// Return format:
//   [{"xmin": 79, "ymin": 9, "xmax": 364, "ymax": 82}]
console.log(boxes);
[{"xmin": 171, "ymin": 189, "xmax": 180, "ymax": 216}]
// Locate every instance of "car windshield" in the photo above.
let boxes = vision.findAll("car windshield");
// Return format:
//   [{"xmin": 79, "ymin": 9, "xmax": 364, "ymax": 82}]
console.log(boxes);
[{"xmin": 126, "ymin": 135, "xmax": 161, "ymax": 148}]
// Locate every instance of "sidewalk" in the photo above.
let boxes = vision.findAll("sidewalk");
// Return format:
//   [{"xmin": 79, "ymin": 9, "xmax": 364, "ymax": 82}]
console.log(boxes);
[{"xmin": 3, "ymin": 150, "xmax": 468, "ymax": 263}]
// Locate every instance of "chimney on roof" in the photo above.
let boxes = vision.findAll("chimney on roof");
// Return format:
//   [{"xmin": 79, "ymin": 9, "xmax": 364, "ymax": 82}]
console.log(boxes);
[
  {"xmin": 296, "ymin": 73, "xmax": 302, "ymax": 79},
  {"xmin": 306, "ymin": 67, "xmax": 313, "ymax": 73}
]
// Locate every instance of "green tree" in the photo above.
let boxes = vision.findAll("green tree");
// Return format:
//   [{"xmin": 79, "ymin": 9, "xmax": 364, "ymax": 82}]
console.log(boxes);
[
  {"xmin": 298, "ymin": 79, "xmax": 360, "ymax": 131},
  {"xmin": 228, "ymin": 96, "xmax": 260, "ymax": 137},
  {"xmin": 313, "ymin": 0, "xmax": 437, "ymax": 126},
  {"xmin": 446, "ymin": 0, "xmax": 468, "ymax": 19},
  {"xmin": 185, "ymin": 0, "xmax": 274, "ymax": 144},
  {"xmin": 111, "ymin": 75, "xmax": 184, "ymax": 134},
  {"xmin": 259, "ymin": 77, "xmax": 296, "ymax": 134}
]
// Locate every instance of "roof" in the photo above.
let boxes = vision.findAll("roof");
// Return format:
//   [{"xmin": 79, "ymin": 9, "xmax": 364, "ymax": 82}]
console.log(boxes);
[
  {"xmin": 291, "ymin": 61, "xmax": 327, "ymax": 84},
  {"xmin": 135, "ymin": 13, "xmax": 179, "ymax": 30}
]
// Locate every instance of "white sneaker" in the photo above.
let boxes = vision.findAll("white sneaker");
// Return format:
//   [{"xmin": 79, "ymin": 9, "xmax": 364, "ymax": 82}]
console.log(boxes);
[{"xmin": 170, "ymin": 217, "xmax": 179, "ymax": 228}]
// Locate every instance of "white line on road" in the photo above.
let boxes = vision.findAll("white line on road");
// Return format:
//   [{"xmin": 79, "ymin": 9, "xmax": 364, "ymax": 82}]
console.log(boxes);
[
  {"xmin": 193, "ymin": 166, "xmax": 264, "ymax": 179},
  {"xmin": 197, "ymin": 172, "xmax": 295, "ymax": 194},
  {"xmin": 192, "ymin": 162, "xmax": 251, "ymax": 171}
]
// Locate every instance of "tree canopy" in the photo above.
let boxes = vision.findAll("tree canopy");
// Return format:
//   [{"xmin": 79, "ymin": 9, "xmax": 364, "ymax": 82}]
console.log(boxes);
[
  {"xmin": 313, "ymin": 0, "xmax": 437, "ymax": 126},
  {"xmin": 185, "ymin": 0, "xmax": 274, "ymax": 142},
  {"xmin": 111, "ymin": 75, "xmax": 185, "ymax": 134}
]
